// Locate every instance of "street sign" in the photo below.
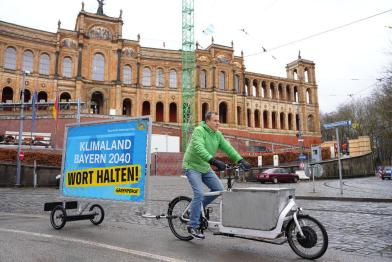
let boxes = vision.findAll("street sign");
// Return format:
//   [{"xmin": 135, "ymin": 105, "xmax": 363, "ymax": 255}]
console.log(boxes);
[
  {"xmin": 323, "ymin": 120, "xmax": 352, "ymax": 129},
  {"xmin": 19, "ymin": 151, "xmax": 24, "ymax": 161},
  {"xmin": 299, "ymin": 154, "xmax": 306, "ymax": 160},
  {"xmin": 299, "ymin": 161, "xmax": 305, "ymax": 170},
  {"xmin": 313, "ymin": 164, "xmax": 324, "ymax": 177}
]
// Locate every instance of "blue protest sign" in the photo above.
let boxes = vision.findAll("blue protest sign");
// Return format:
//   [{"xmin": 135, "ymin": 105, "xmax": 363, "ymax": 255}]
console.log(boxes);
[{"xmin": 61, "ymin": 117, "xmax": 151, "ymax": 201}]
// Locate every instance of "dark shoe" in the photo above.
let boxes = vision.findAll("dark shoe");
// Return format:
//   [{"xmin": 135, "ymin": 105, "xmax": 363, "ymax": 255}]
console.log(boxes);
[{"xmin": 187, "ymin": 226, "xmax": 205, "ymax": 239}]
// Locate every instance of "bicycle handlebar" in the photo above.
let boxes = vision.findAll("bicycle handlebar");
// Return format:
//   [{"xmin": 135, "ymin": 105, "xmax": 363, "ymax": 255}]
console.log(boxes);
[{"xmin": 224, "ymin": 163, "xmax": 252, "ymax": 172}]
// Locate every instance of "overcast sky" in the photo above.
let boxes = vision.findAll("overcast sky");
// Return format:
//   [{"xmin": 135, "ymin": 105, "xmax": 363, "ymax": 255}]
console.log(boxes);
[{"xmin": 1, "ymin": 0, "xmax": 391, "ymax": 113}]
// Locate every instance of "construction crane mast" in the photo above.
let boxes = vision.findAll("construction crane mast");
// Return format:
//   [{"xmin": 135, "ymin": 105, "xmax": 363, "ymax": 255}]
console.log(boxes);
[{"xmin": 181, "ymin": 0, "xmax": 195, "ymax": 152}]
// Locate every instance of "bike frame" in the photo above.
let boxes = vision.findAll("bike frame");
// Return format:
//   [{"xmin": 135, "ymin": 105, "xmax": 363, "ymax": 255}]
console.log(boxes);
[{"xmin": 180, "ymin": 190, "xmax": 303, "ymax": 240}]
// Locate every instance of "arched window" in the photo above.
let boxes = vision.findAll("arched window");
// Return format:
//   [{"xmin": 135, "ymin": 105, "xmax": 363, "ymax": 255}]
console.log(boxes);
[
  {"xmin": 122, "ymin": 98, "xmax": 132, "ymax": 116},
  {"xmin": 280, "ymin": 112, "xmax": 285, "ymax": 130},
  {"xmin": 293, "ymin": 69, "xmax": 298, "ymax": 80},
  {"xmin": 142, "ymin": 67, "xmax": 151, "ymax": 87},
  {"xmin": 2, "ymin": 87, "xmax": 13, "ymax": 103},
  {"xmin": 234, "ymin": 74, "xmax": 240, "ymax": 93},
  {"xmin": 254, "ymin": 110, "xmax": 260, "ymax": 128},
  {"xmin": 156, "ymin": 68, "xmax": 164, "ymax": 87},
  {"xmin": 4, "ymin": 47, "xmax": 17, "ymax": 70},
  {"xmin": 262, "ymin": 81, "xmax": 267, "ymax": 98},
  {"xmin": 304, "ymin": 68, "xmax": 310, "ymax": 82},
  {"xmin": 219, "ymin": 102, "xmax": 228, "ymax": 123},
  {"xmin": 288, "ymin": 113, "xmax": 293, "ymax": 130},
  {"xmin": 202, "ymin": 103, "xmax": 209, "ymax": 121},
  {"xmin": 156, "ymin": 102, "xmax": 164, "ymax": 122},
  {"xmin": 278, "ymin": 84, "xmax": 283, "ymax": 100},
  {"xmin": 37, "ymin": 91, "xmax": 48, "ymax": 102},
  {"xmin": 60, "ymin": 92, "xmax": 71, "ymax": 110},
  {"xmin": 306, "ymin": 88, "xmax": 312, "ymax": 104},
  {"xmin": 92, "ymin": 53, "xmax": 105, "ymax": 81},
  {"xmin": 169, "ymin": 103, "xmax": 177, "ymax": 122},
  {"xmin": 307, "ymin": 115, "xmax": 315, "ymax": 132},
  {"xmin": 252, "ymin": 80, "xmax": 258, "ymax": 97},
  {"xmin": 200, "ymin": 70, "xmax": 207, "ymax": 88},
  {"xmin": 169, "ymin": 69, "xmax": 177, "ymax": 88},
  {"xmin": 263, "ymin": 111, "xmax": 268, "ymax": 128},
  {"xmin": 20, "ymin": 89, "xmax": 31, "ymax": 103},
  {"xmin": 39, "ymin": 53, "xmax": 50, "ymax": 75},
  {"xmin": 23, "ymin": 50, "xmax": 34, "ymax": 72},
  {"xmin": 60, "ymin": 92, "xmax": 71, "ymax": 102},
  {"xmin": 247, "ymin": 109, "xmax": 251, "ymax": 127},
  {"xmin": 286, "ymin": 85, "xmax": 291, "ymax": 101},
  {"xmin": 272, "ymin": 112, "xmax": 277, "ymax": 129},
  {"xmin": 244, "ymin": 78, "xmax": 249, "ymax": 95},
  {"xmin": 63, "ymin": 57, "xmax": 72, "ymax": 77},
  {"xmin": 294, "ymin": 86, "xmax": 299, "ymax": 102},
  {"xmin": 270, "ymin": 82, "xmax": 276, "ymax": 99},
  {"xmin": 123, "ymin": 65, "xmax": 132, "ymax": 84},
  {"xmin": 142, "ymin": 101, "xmax": 150, "ymax": 115},
  {"xmin": 237, "ymin": 106, "xmax": 241, "ymax": 125},
  {"xmin": 90, "ymin": 91, "xmax": 104, "ymax": 114},
  {"xmin": 296, "ymin": 114, "xmax": 300, "ymax": 130},
  {"xmin": 219, "ymin": 71, "xmax": 226, "ymax": 90}
]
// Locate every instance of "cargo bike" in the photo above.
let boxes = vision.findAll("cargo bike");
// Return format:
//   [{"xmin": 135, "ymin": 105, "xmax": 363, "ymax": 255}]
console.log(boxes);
[{"xmin": 166, "ymin": 164, "xmax": 328, "ymax": 260}]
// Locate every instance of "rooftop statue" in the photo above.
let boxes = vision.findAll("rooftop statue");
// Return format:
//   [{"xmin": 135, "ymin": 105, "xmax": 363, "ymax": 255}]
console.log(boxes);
[{"xmin": 97, "ymin": 0, "xmax": 105, "ymax": 15}]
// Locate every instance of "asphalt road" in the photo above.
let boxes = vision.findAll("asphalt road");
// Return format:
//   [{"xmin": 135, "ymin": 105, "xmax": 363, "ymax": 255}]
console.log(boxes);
[
  {"xmin": 0, "ymin": 176, "xmax": 391, "ymax": 261},
  {"xmin": 1, "ymin": 212, "xmax": 391, "ymax": 262}
]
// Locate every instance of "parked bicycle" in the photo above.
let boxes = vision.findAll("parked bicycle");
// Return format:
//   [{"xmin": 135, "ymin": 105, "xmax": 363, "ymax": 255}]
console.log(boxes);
[{"xmin": 166, "ymin": 164, "xmax": 328, "ymax": 260}]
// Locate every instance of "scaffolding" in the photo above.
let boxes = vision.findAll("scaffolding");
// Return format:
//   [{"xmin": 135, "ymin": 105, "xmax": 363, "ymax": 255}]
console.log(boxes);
[{"xmin": 181, "ymin": 0, "xmax": 195, "ymax": 152}]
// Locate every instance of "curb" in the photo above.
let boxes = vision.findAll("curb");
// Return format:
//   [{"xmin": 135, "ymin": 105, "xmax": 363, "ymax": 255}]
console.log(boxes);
[{"xmin": 296, "ymin": 195, "xmax": 392, "ymax": 203}]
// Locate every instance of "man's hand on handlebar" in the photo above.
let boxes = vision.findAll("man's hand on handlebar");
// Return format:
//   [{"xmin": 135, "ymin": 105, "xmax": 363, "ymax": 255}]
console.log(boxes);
[
  {"xmin": 238, "ymin": 159, "xmax": 252, "ymax": 171},
  {"xmin": 209, "ymin": 158, "xmax": 226, "ymax": 171}
]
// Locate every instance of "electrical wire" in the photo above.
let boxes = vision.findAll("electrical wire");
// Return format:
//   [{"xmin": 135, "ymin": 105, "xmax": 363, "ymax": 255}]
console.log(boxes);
[{"xmin": 244, "ymin": 8, "xmax": 392, "ymax": 57}]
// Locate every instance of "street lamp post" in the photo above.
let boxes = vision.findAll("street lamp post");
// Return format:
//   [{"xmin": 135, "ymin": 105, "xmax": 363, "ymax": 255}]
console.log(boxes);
[{"xmin": 16, "ymin": 71, "xmax": 29, "ymax": 186}]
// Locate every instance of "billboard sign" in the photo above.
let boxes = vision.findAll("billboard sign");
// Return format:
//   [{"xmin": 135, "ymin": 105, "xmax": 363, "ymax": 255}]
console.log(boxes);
[{"xmin": 61, "ymin": 117, "xmax": 151, "ymax": 201}]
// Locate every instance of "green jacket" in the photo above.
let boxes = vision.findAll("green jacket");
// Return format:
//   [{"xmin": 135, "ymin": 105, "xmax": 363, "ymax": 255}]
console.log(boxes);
[{"xmin": 183, "ymin": 121, "xmax": 242, "ymax": 173}]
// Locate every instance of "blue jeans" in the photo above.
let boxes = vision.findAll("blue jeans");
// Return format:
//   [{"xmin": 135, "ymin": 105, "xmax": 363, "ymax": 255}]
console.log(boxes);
[{"xmin": 184, "ymin": 169, "xmax": 224, "ymax": 228}]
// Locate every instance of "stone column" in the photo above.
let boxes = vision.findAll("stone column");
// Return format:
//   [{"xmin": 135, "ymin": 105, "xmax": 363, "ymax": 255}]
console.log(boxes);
[
  {"xmin": 54, "ymin": 51, "xmax": 59, "ymax": 79},
  {"xmin": 116, "ymin": 49, "xmax": 122, "ymax": 84},
  {"xmin": 212, "ymin": 65, "xmax": 216, "ymax": 89},
  {"xmin": 76, "ymin": 44, "xmax": 83, "ymax": 80},
  {"xmin": 115, "ymin": 84, "xmax": 121, "ymax": 115},
  {"xmin": 136, "ymin": 61, "xmax": 140, "ymax": 88},
  {"xmin": 250, "ymin": 110, "xmax": 255, "ymax": 128}
]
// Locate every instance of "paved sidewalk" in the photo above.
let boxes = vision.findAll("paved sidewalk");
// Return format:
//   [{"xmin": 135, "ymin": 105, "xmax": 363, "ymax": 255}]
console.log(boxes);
[{"xmin": 144, "ymin": 175, "xmax": 392, "ymax": 203}]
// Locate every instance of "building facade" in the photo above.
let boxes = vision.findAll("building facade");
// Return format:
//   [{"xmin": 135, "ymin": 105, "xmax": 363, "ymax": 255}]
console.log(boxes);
[{"xmin": 0, "ymin": 4, "xmax": 321, "ymax": 147}]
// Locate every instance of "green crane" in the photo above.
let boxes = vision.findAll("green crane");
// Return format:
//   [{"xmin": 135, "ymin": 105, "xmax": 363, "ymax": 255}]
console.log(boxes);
[{"xmin": 181, "ymin": 0, "xmax": 195, "ymax": 152}]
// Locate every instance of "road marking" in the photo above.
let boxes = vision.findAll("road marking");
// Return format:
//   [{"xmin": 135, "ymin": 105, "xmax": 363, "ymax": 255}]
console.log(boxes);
[
  {"xmin": 0, "ymin": 228, "xmax": 186, "ymax": 262},
  {"xmin": 0, "ymin": 212, "xmax": 46, "ymax": 218}
]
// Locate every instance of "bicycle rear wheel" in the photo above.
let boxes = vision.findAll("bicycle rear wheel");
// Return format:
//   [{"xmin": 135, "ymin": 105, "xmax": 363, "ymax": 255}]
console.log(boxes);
[
  {"xmin": 167, "ymin": 196, "xmax": 193, "ymax": 241},
  {"xmin": 286, "ymin": 215, "xmax": 328, "ymax": 260}
]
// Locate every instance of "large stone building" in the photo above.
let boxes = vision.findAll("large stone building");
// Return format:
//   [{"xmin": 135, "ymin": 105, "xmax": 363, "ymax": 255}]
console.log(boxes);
[{"xmin": 0, "ymin": 3, "xmax": 321, "ymax": 149}]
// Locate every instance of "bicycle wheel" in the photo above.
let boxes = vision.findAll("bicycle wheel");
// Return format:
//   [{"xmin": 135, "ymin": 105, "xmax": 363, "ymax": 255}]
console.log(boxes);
[
  {"xmin": 167, "ymin": 196, "xmax": 193, "ymax": 241},
  {"xmin": 286, "ymin": 215, "xmax": 328, "ymax": 260},
  {"xmin": 50, "ymin": 205, "xmax": 66, "ymax": 230},
  {"xmin": 89, "ymin": 204, "xmax": 105, "ymax": 225}
]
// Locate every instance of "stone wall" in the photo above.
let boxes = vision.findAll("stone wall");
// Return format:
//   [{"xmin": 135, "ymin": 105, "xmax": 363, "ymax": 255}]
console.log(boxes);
[
  {"xmin": 0, "ymin": 163, "xmax": 59, "ymax": 187},
  {"xmin": 319, "ymin": 153, "xmax": 373, "ymax": 178}
]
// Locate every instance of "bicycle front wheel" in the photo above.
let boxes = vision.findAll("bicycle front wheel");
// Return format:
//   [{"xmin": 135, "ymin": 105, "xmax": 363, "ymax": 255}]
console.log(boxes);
[
  {"xmin": 286, "ymin": 215, "xmax": 328, "ymax": 260},
  {"xmin": 167, "ymin": 196, "xmax": 193, "ymax": 241}
]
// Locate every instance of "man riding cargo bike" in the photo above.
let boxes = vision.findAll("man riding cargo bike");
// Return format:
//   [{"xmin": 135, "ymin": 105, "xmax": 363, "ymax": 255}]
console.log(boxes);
[{"xmin": 182, "ymin": 111, "xmax": 251, "ymax": 239}]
